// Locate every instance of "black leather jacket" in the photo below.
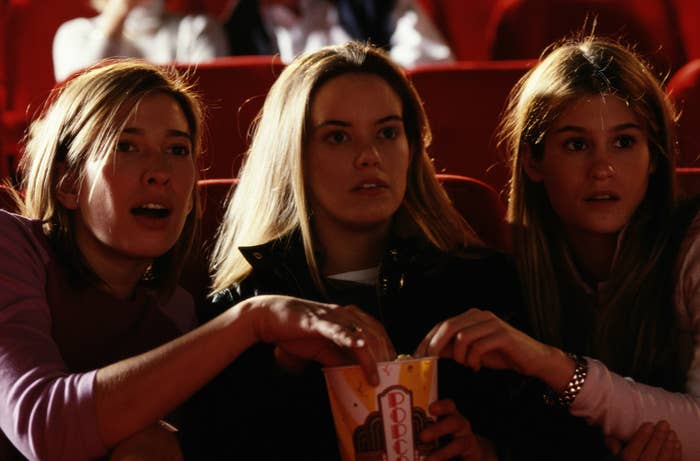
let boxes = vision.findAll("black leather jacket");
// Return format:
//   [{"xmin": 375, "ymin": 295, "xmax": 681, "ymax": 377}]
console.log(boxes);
[{"xmin": 183, "ymin": 233, "xmax": 609, "ymax": 460}]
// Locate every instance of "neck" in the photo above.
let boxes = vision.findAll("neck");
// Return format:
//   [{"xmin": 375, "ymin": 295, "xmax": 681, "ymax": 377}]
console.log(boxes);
[
  {"xmin": 565, "ymin": 229, "xmax": 619, "ymax": 283},
  {"xmin": 74, "ymin": 233, "xmax": 152, "ymax": 300},
  {"xmin": 315, "ymin": 222, "xmax": 390, "ymax": 275}
]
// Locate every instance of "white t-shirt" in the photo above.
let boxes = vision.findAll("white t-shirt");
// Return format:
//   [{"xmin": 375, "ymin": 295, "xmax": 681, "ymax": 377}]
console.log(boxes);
[{"xmin": 52, "ymin": 8, "xmax": 229, "ymax": 81}]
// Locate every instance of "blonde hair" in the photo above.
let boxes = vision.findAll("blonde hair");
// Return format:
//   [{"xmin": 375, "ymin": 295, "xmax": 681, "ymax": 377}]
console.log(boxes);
[
  {"xmin": 210, "ymin": 41, "xmax": 479, "ymax": 293},
  {"xmin": 500, "ymin": 36, "xmax": 685, "ymax": 386},
  {"xmin": 18, "ymin": 59, "xmax": 204, "ymax": 298}
]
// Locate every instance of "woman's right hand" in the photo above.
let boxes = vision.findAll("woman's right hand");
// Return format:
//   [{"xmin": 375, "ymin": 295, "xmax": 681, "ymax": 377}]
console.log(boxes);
[
  {"xmin": 236, "ymin": 295, "xmax": 395, "ymax": 384},
  {"xmin": 605, "ymin": 421, "xmax": 682, "ymax": 461},
  {"xmin": 413, "ymin": 308, "xmax": 575, "ymax": 392}
]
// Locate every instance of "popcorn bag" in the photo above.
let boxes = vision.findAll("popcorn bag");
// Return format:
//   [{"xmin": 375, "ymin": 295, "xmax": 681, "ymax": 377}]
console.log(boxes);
[{"xmin": 323, "ymin": 357, "xmax": 439, "ymax": 461}]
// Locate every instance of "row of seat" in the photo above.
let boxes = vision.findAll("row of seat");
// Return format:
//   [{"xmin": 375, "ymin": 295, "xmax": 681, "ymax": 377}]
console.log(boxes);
[
  {"xmin": 2, "ymin": 53, "xmax": 700, "ymax": 197},
  {"xmin": 2, "ymin": 1, "xmax": 700, "ymax": 189},
  {"xmin": 4, "ymin": 168, "xmax": 700, "ymax": 298}
]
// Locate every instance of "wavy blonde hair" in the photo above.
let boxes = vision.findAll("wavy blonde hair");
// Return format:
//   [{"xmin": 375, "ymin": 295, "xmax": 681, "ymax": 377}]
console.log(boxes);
[
  {"xmin": 17, "ymin": 59, "xmax": 203, "ymax": 298},
  {"xmin": 210, "ymin": 41, "xmax": 479, "ymax": 293},
  {"xmin": 500, "ymin": 36, "xmax": 687, "ymax": 387}
]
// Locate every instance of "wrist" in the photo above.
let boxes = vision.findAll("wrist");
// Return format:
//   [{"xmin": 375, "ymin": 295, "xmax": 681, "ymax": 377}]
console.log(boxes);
[
  {"xmin": 226, "ymin": 298, "xmax": 262, "ymax": 349},
  {"xmin": 538, "ymin": 346, "xmax": 576, "ymax": 392},
  {"xmin": 543, "ymin": 353, "xmax": 588, "ymax": 408}
]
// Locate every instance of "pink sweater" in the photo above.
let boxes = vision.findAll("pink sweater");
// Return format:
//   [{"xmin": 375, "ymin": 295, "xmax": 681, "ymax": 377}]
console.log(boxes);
[
  {"xmin": 571, "ymin": 211, "xmax": 700, "ymax": 459},
  {"xmin": 0, "ymin": 210, "xmax": 195, "ymax": 460}
]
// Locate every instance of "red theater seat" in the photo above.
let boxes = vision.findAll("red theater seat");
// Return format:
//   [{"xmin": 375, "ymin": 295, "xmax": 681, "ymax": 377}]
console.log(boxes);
[
  {"xmin": 174, "ymin": 56, "xmax": 285, "ymax": 178},
  {"xmin": 486, "ymin": 0, "xmax": 686, "ymax": 75},
  {"xmin": 415, "ymin": 0, "xmax": 496, "ymax": 60},
  {"xmin": 668, "ymin": 60, "xmax": 700, "ymax": 167},
  {"xmin": 677, "ymin": 168, "xmax": 700, "ymax": 199},
  {"xmin": 2, "ymin": 0, "xmax": 95, "ymax": 181},
  {"xmin": 438, "ymin": 174, "xmax": 509, "ymax": 251},
  {"xmin": 0, "ymin": 184, "xmax": 18, "ymax": 212},
  {"xmin": 180, "ymin": 178, "xmax": 237, "ymax": 301},
  {"xmin": 408, "ymin": 60, "xmax": 533, "ymax": 196}
]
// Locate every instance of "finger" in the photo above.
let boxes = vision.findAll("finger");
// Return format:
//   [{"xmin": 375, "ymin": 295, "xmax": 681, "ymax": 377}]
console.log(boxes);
[
  {"xmin": 415, "ymin": 322, "xmax": 442, "ymax": 358},
  {"xmin": 657, "ymin": 430, "xmax": 678, "ymax": 461},
  {"xmin": 604, "ymin": 437, "xmax": 623, "ymax": 455},
  {"xmin": 347, "ymin": 306, "xmax": 397, "ymax": 360},
  {"xmin": 672, "ymin": 435, "xmax": 682, "ymax": 461},
  {"xmin": 452, "ymin": 329, "xmax": 470, "ymax": 366},
  {"xmin": 428, "ymin": 399, "xmax": 458, "ymax": 418},
  {"xmin": 350, "ymin": 344, "xmax": 379, "ymax": 386},
  {"xmin": 620, "ymin": 422, "xmax": 654, "ymax": 461},
  {"xmin": 638, "ymin": 421, "xmax": 670, "ymax": 461}
]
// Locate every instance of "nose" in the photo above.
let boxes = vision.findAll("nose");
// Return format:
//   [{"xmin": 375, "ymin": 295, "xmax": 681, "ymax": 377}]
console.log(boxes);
[
  {"xmin": 144, "ymin": 151, "xmax": 171, "ymax": 186},
  {"xmin": 589, "ymin": 149, "xmax": 615, "ymax": 180},
  {"xmin": 355, "ymin": 142, "xmax": 381, "ymax": 168}
]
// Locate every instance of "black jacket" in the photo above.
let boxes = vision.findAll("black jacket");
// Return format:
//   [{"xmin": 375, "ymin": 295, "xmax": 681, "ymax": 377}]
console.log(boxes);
[{"xmin": 182, "ymin": 233, "xmax": 609, "ymax": 459}]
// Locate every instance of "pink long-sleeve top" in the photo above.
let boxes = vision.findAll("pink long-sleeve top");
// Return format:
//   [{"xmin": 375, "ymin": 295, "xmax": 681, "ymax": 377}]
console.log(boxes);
[
  {"xmin": 0, "ymin": 210, "xmax": 195, "ymax": 460},
  {"xmin": 570, "ymin": 211, "xmax": 700, "ymax": 458}
]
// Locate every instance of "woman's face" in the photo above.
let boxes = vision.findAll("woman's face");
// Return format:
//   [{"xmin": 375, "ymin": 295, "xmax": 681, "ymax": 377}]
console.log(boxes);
[
  {"xmin": 306, "ymin": 73, "xmax": 410, "ymax": 235},
  {"xmin": 63, "ymin": 92, "xmax": 196, "ymax": 272},
  {"xmin": 525, "ymin": 94, "xmax": 652, "ymax": 243}
]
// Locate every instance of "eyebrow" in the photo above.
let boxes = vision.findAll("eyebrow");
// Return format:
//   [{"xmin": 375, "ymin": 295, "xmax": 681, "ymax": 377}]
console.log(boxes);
[
  {"xmin": 314, "ymin": 114, "xmax": 403, "ymax": 129},
  {"xmin": 122, "ymin": 127, "xmax": 192, "ymax": 139},
  {"xmin": 553, "ymin": 122, "xmax": 643, "ymax": 134}
]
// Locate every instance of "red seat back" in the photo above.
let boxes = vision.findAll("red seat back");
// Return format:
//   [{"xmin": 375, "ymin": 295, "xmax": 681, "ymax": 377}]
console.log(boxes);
[
  {"xmin": 408, "ymin": 60, "xmax": 533, "ymax": 196},
  {"xmin": 0, "ymin": 184, "xmax": 19, "ymax": 212},
  {"xmin": 676, "ymin": 167, "xmax": 700, "ymax": 198},
  {"xmin": 668, "ymin": 60, "xmax": 700, "ymax": 167},
  {"xmin": 486, "ymin": 0, "xmax": 686, "ymax": 75},
  {"xmin": 415, "ymin": 0, "xmax": 497, "ymax": 60},
  {"xmin": 174, "ymin": 56, "xmax": 285, "ymax": 178},
  {"xmin": 180, "ymin": 178, "xmax": 237, "ymax": 302},
  {"xmin": 437, "ymin": 173, "xmax": 509, "ymax": 251}
]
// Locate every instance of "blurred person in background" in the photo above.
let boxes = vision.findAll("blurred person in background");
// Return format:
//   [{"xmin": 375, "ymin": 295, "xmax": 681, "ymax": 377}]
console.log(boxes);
[
  {"xmin": 52, "ymin": 0, "xmax": 228, "ymax": 81},
  {"xmin": 222, "ymin": 0, "xmax": 454, "ymax": 67}
]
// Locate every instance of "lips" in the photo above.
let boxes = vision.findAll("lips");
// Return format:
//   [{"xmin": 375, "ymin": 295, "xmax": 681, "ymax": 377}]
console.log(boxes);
[
  {"xmin": 584, "ymin": 192, "xmax": 620, "ymax": 202},
  {"xmin": 131, "ymin": 202, "xmax": 171, "ymax": 219},
  {"xmin": 352, "ymin": 179, "xmax": 389, "ymax": 191}
]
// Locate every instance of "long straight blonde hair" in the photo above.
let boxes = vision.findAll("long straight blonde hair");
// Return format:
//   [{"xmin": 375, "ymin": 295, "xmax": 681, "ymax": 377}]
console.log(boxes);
[
  {"xmin": 18, "ymin": 59, "xmax": 204, "ymax": 298},
  {"xmin": 210, "ymin": 42, "xmax": 479, "ymax": 294}
]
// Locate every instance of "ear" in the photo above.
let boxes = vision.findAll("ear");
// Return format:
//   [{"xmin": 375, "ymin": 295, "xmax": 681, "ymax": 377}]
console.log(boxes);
[
  {"xmin": 55, "ymin": 162, "xmax": 80, "ymax": 210},
  {"xmin": 521, "ymin": 144, "xmax": 544, "ymax": 182}
]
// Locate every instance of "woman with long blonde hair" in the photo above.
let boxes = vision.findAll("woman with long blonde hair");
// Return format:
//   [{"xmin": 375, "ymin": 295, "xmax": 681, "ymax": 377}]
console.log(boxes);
[
  {"xmin": 0, "ymin": 59, "xmax": 379, "ymax": 461},
  {"xmin": 196, "ymin": 41, "xmax": 524, "ymax": 461}
]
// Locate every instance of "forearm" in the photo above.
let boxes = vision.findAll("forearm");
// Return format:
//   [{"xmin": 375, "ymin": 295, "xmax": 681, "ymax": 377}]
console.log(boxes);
[
  {"xmin": 571, "ymin": 358, "xmax": 700, "ymax": 458},
  {"xmin": 94, "ymin": 299, "xmax": 260, "ymax": 447}
]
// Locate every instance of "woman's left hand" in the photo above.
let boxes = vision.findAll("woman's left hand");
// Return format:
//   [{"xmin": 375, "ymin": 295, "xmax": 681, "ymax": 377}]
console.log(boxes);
[{"xmin": 419, "ymin": 399, "xmax": 497, "ymax": 461}]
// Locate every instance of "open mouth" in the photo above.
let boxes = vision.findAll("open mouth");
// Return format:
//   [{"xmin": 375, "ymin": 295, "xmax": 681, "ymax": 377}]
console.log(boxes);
[
  {"xmin": 131, "ymin": 203, "xmax": 171, "ymax": 218},
  {"xmin": 584, "ymin": 194, "xmax": 620, "ymax": 202}
]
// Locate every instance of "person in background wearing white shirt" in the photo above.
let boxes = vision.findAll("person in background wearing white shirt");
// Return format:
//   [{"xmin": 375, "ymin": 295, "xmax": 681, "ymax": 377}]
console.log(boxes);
[
  {"xmin": 52, "ymin": 0, "xmax": 229, "ymax": 82},
  {"xmin": 222, "ymin": 0, "xmax": 453, "ymax": 68}
]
